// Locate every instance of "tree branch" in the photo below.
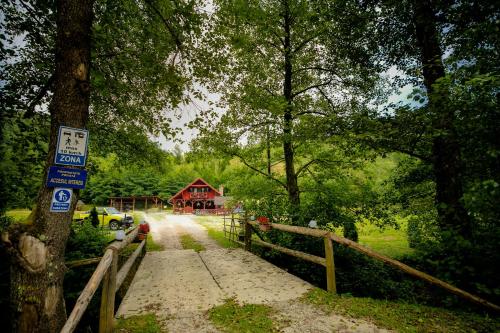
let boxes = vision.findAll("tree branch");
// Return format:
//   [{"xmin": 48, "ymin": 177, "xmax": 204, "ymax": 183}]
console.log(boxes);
[
  {"xmin": 144, "ymin": 0, "xmax": 183, "ymax": 50},
  {"xmin": 229, "ymin": 150, "xmax": 287, "ymax": 188},
  {"xmin": 24, "ymin": 74, "xmax": 55, "ymax": 118},
  {"xmin": 294, "ymin": 110, "xmax": 328, "ymax": 117},
  {"xmin": 295, "ymin": 159, "xmax": 318, "ymax": 177},
  {"xmin": 292, "ymin": 66, "xmax": 338, "ymax": 75},
  {"xmin": 292, "ymin": 30, "xmax": 325, "ymax": 54},
  {"xmin": 292, "ymin": 78, "xmax": 333, "ymax": 98}
]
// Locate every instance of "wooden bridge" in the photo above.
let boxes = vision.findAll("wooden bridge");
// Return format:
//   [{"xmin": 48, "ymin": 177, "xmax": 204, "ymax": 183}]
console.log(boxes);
[{"xmin": 60, "ymin": 214, "xmax": 500, "ymax": 333}]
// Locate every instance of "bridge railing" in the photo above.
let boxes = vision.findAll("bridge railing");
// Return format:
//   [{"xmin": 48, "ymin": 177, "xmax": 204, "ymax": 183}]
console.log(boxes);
[
  {"xmin": 238, "ymin": 218, "xmax": 500, "ymax": 314},
  {"xmin": 61, "ymin": 226, "xmax": 146, "ymax": 333}
]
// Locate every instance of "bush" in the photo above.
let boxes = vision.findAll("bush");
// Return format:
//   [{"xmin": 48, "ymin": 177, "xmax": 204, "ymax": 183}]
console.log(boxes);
[
  {"xmin": 64, "ymin": 221, "xmax": 109, "ymax": 332},
  {"xmin": 88, "ymin": 207, "xmax": 99, "ymax": 228},
  {"xmin": 0, "ymin": 215, "xmax": 14, "ymax": 232}
]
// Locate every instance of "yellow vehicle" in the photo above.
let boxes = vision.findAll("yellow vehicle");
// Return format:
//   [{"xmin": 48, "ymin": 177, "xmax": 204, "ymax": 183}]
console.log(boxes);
[{"xmin": 73, "ymin": 207, "xmax": 134, "ymax": 230}]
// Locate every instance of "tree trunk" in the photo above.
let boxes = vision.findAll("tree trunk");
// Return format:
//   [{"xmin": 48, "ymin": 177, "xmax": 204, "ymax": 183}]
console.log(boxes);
[
  {"xmin": 266, "ymin": 126, "xmax": 271, "ymax": 176},
  {"xmin": 8, "ymin": 0, "xmax": 93, "ymax": 332},
  {"xmin": 413, "ymin": 0, "xmax": 472, "ymax": 240},
  {"xmin": 282, "ymin": 0, "xmax": 300, "ymax": 210}
]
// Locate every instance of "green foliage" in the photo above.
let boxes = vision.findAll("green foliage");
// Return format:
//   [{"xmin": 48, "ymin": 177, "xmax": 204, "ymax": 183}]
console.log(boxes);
[
  {"xmin": 64, "ymin": 221, "xmax": 110, "ymax": 332},
  {"xmin": 0, "ymin": 114, "xmax": 49, "ymax": 209},
  {"xmin": 115, "ymin": 313, "xmax": 162, "ymax": 333},
  {"xmin": 208, "ymin": 299, "xmax": 277, "ymax": 333},
  {"xmin": 89, "ymin": 207, "xmax": 100, "ymax": 228},
  {"xmin": 304, "ymin": 288, "xmax": 500, "ymax": 333},
  {"xmin": 0, "ymin": 215, "xmax": 15, "ymax": 232},
  {"xmin": 65, "ymin": 221, "xmax": 109, "ymax": 262}
]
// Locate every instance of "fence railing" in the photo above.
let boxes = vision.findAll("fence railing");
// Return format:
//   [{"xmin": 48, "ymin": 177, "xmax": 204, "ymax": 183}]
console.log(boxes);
[
  {"xmin": 234, "ymin": 217, "xmax": 500, "ymax": 313},
  {"xmin": 61, "ymin": 226, "xmax": 146, "ymax": 333}
]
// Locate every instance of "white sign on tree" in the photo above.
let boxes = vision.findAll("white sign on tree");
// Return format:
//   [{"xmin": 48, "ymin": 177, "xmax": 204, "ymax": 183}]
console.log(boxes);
[{"xmin": 55, "ymin": 126, "xmax": 89, "ymax": 167}]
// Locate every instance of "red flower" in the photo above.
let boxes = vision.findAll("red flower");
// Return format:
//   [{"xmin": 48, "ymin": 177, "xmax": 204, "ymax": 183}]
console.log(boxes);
[{"xmin": 257, "ymin": 216, "xmax": 269, "ymax": 224}]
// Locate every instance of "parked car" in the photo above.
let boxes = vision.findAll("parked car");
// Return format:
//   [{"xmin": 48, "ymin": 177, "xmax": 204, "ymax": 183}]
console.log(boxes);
[{"xmin": 73, "ymin": 207, "xmax": 134, "ymax": 230}]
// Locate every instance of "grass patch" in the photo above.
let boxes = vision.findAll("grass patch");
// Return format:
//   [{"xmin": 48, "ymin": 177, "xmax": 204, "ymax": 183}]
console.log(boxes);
[
  {"xmin": 5, "ymin": 209, "xmax": 32, "ymax": 223},
  {"xmin": 358, "ymin": 227, "xmax": 414, "ymax": 258},
  {"xmin": 192, "ymin": 216, "xmax": 240, "ymax": 248},
  {"xmin": 331, "ymin": 218, "xmax": 415, "ymax": 258},
  {"xmin": 133, "ymin": 211, "xmax": 146, "ymax": 225},
  {"xmin": 180, "ymin": 234, "xmax": 205, "ymax": 252},
  {"xmin": 303, "ymin": 288, "xmax": 499, "ymax": 333},
  {"xmin": 115, "ymin": 313, "xmax": 162, "ymax": 333},
  {"xmin": 146, "ymin": 233, "xmax": 164, "ymax": 252},
  {"xmin": 207, "ymin": 228, "xmax": 238, "ymax": 248},
  {"xmin": 208, "ymin": 299, "xmax": 277, "ymax": 333}
]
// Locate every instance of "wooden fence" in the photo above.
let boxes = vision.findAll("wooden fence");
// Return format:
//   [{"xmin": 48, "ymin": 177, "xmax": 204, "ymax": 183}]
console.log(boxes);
[
  {"xmin": 61, "ymin": 226, "xmax": 146, "ymax": 333},
  {"xmin": 233, "ymin": 217, "xmax": 500, "ymax": 313}
]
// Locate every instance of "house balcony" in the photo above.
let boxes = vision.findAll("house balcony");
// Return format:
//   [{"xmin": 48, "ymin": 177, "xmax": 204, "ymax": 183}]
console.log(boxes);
[{"xmin": 189, "ymin": 192, "xmax": 208, "ymax": 199}]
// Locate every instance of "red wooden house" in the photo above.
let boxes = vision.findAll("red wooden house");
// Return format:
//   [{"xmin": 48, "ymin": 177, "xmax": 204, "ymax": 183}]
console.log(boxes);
[{"xmin": 169, "ymin": 178, "xmax": 229, "ymax": 214}]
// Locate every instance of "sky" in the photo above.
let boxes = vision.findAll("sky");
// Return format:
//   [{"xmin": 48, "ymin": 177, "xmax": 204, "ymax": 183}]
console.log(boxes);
[{"xmin": 154, "ymin": 67, "xmax": 415, "ymax": 153}]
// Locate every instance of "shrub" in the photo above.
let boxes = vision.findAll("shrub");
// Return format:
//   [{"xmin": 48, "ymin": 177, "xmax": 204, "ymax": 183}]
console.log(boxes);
[
  {"xmin": 88, "ymin": 207, "xmax": 99, "ymax": 228},
  {"xmin": 64, "ymin": 221, "xmax": 109, "ymax": 332}
]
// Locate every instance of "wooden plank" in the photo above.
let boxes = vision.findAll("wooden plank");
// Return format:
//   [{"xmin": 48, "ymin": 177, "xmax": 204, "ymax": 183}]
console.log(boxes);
[
  {"xmin": 248, "ymin": 221, "xmax": 328, "ymax": 239},
  {"xmin": 247, "ymin": 220, "xmax": 500, "ymax": 312},
  {"xmin": 115, "ymin": 239, "xmax": 146, "ymax": 291},
  {"xmin": 60, "ymin": 250, "xmax": 113, "ymax": 333},
  {"xmin": 66, "ymin": 257, "xmax": 102, "ymax": 268},
  {"xmin": 252, "ymin": 238, "xmax": 326, "ymax": 267},
  {"xmin": 99, "ymin": 249, "xmax": 118, "ymax": 333},
  {"xmin": 324, "ymin": 237, "xmax": 336, "ymax": 293},
  {"xmin": 107, "ymin": 227, "xmax": 139, "ymax": 252},
  {"xmin": 327, "ymin": 231, "xmax": 500, "ymax": 313}
]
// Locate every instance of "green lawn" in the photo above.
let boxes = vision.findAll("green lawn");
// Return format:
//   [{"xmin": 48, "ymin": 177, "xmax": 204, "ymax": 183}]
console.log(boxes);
[
  {"xmin": 192, "ymin": 215, "xmax": 240, "ymax": 248},
  {"xmin": 5, "ymin": 209, "xmax": 32, "ymax": 223},
  {"xmin": 358, "ymin": 226, "xmax": 415, "ymax": 258},
  {"xmin": 331, "ymin": 218, "xmax": 415, "ymax": 258}
]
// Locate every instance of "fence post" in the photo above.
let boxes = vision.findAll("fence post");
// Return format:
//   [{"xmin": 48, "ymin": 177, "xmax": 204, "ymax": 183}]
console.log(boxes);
[
  {"xmin": 99, "ymin": 248, "xmax": 118, "ymax": 333},
  {"xmin": 324, "ymin": 236, "xmax": 337, "ymax": 293},
  {"xmin": 244, "ymin": 218, "xmax": 252, "ymax": 251}
]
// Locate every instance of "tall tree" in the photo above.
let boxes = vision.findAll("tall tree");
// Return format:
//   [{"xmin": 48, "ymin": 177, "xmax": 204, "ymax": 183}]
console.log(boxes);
[
  {"xmin": 359, "ymin": 0, "xmax": 500, "ymax": 242},
  {"xmin": 4, "ymin": 0, "xmax": 93, "ymax": 331},
  {"xmin": 193, "ymin": 0, "xmax": 379, "ymax": 217},
  {"xmin": 412, "ymin": 0, "xmax": 471, "ymax": 239}
]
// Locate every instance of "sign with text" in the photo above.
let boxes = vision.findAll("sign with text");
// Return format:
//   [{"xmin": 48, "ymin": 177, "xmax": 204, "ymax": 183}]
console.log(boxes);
[
  {"xmin": 46, "ymin": 166, "xmax": 87, "ymax": 189},
  {"xmin": 50, "ymin": 188, "xmax": 73, "ymax": 212},
  {"xmin": 55, "ymin": 126, "xmax": 89, "ymax": 167}
]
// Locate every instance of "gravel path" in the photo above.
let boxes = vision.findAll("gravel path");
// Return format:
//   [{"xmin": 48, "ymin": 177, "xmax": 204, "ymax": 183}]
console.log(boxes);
[
  {"xmin": 145, "ymin": 213, "xmax": 219, "ymax": 250},
  {"xmin": 117, "ymin": 213, "xmax": 389, "ymax": 333}
]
